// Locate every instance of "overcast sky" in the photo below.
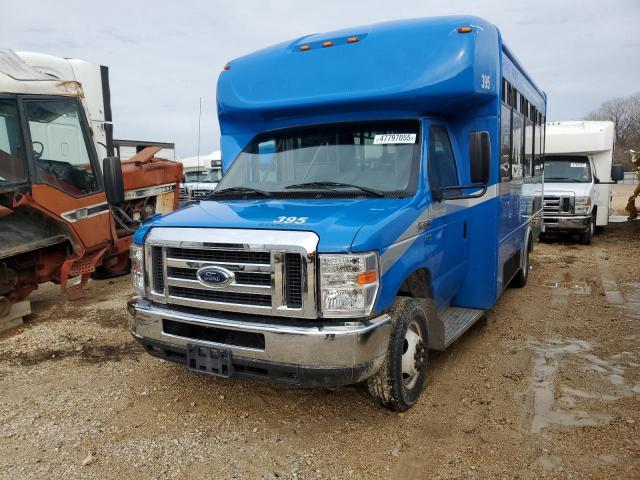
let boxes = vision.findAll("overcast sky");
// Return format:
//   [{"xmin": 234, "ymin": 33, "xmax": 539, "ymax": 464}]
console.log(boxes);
[{"xmin": 3, "ymin": 0, "xmax": 639, "ymax": 158}]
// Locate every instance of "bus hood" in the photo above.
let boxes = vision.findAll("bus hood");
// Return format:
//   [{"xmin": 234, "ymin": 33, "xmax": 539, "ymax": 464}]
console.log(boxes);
[
  {"xmin": 134, "ymin": 197, "xmax": 423, "ymax": 253},
  {"xmin": 544, "ymin": 183, "xmax": 593, "ymax": 198}
]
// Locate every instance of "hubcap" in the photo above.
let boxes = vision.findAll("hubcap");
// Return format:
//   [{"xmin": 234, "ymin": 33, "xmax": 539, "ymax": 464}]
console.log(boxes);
[{"xmin": 401, "ymin": 320, "xmax": 425, "ymax": 389}]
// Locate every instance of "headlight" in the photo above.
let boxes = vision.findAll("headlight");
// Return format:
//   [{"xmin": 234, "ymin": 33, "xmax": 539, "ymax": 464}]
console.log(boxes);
[
  {"xmin": 574, "ymin": 196, "xmax": 591, "ymax": 215},
  {"xmin": 130, "ymin": 244, "xmax": 145, "ymax": 296},
  {"xmin": 319, "ymin": 252, "xmax": 379, "ymax": 318}
]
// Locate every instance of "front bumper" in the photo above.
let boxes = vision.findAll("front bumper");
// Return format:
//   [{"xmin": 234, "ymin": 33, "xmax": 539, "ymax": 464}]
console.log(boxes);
[
  {"xmin": 543, "ymin": 215, "xmax": 590, "ymax": 231},
  {"xmin": 127, "ymin": 297, "xmax": 391, "ymax": 387}
]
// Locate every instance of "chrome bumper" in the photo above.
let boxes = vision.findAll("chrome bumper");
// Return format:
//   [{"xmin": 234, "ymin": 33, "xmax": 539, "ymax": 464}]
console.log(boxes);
[
  {"xmin": 128, "ymin": 297, "xmax": 391, "ymax": 376},
  {"xmin": 543, "ymin": 215, "xmax": 590, "ymax": 231}
]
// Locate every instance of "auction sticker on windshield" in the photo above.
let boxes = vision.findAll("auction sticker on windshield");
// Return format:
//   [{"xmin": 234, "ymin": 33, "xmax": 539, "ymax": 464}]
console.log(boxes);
[
  {"xmin": 570, "ymin": 163, "xmax": 587, "ymax": 168},
  {"xmin": 373, "ymin": 134, "xmax": 416, "ymax": 144}
]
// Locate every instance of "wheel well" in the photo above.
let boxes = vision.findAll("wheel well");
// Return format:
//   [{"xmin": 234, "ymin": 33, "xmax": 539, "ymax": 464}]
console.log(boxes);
[{"xmin": 397, "ymin": 268, "xmax": 432, "ymax": 299}]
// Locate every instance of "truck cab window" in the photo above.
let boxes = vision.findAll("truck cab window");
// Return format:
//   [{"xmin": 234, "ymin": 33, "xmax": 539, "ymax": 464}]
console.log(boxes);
[
  {"xmin": 0, "ymin": 98, "xmax": 27, "ymax": 185},
  {"xmin": 24, "ymin": 99, "xmax": 99, "ymax": 196},
  {"xmin": 427, "ymin": 125, "xmax": 459, "ymax": 190}
]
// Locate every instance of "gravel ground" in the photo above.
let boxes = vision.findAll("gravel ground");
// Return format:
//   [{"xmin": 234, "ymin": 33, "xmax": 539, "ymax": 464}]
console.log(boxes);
[{"xmin": 1, "ymin": 221, "xmax": 639, "ymax": 479}]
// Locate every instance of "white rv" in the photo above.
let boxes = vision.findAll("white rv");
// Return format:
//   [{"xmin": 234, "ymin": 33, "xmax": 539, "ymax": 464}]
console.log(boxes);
[
  {"xmin": 544, "ymin": 121, "xmax": 624, "ymax": 244},
  {"xmin": 179, "ymin": 150, "xmax": 222, "ymax": 201}
]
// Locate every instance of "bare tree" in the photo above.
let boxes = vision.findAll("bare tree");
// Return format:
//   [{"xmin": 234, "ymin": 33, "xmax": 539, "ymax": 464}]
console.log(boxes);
[{"xmin": 586, "ymin": 93, "xmax": 640, "ymax": 168}]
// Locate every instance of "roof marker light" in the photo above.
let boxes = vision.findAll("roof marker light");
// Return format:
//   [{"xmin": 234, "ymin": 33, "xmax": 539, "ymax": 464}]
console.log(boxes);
[
  {"xmin": 322, "ymin": 41, "xmax": 334, "ymax": 48},
  {"xmin": 223, "ymin": 64, "xmax": 231, "ymax": 71},
  {"xmin": 457, "ymin": 27, "xmax": 472, "ymax": 33},
  {"xmin": 347, "ymin": 36, "xmax": 359, "ymax": 43},
  {"xmin": 299, "ymin": 45, "xmax": 311, "ymax": 51}
]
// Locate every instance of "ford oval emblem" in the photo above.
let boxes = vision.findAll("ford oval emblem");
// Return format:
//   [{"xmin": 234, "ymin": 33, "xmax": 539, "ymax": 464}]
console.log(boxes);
[{"xmin": 196, "ymin": 266, "xmax": 234, "ymax": 288}]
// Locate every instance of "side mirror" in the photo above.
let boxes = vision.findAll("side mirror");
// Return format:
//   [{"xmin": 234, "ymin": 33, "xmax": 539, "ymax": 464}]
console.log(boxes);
[
  {"xmin": 103, "ymin": 156, "xmax": 124, "ymax": 205},
  {"xmin": 611, "ymin": 164, "xmax": 624, "ymax": 183},
  {"xmin": 469, "ymin": 131, "xmax": 490, "ymax": 184}
]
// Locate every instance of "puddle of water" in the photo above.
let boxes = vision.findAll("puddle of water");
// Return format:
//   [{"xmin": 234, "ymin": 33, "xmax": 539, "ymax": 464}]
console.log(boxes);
[
  {"xmin": 528, "ymin": 339, "xmax": 612, "ymax": 433},
  {"xmin": 525, "ymin": 338, "xmax": 640, "ymax": 433},
  {"xmin": 542, "ymin": 281, "xmax": 592, "ymax": 294}
]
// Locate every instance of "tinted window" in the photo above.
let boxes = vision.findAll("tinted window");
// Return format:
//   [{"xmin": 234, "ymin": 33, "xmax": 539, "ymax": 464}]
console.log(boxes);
[
  {"xmin": 534, "ymin": 124, "xmax": 543, "ymax": 176},
  {"xmin": 428, "ymin": 125, "xmax": 459, "ymax": 190},
  {"xmin": 524, "ymin": 118, "xmax": 534, "ymax": 177},
  {"xmin": 500, "ymin": 103, "xmax": 511, "ymax": 182},
  {"xmin": 511, "ymin": 111, "xmax": 524, "ymax": 180},
  {"xmin": 0, "ymin": 98, "xmax": 27, "ymax": 185},
  {"xmin": 25, "ymin": 99, "xmax": 99, "ymax": 196}
]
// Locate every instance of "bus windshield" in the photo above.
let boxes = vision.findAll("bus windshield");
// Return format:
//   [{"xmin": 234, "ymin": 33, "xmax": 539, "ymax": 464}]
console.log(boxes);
[
  {"xmin": 544, "ymin": 156, "xmax": 592, "ymax": 183},
  {"xmin": 215, "ymin": 120, "xmax": 421, "ymax": 197}
]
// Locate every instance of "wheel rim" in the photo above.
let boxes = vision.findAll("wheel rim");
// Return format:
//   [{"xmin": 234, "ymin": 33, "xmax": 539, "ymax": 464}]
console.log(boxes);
[{"xmin": 401, "ymin": 320, "xmax": 425, "ymax": 389}]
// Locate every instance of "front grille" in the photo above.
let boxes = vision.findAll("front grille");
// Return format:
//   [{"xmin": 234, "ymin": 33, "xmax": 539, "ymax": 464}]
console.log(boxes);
[
  {"xmin": 144, "ymin": 228, "xmax": 317, "ymax": 318},
  {"xmin": 167, "ymin": 267, "xmax": 270, "ymax": 286},
  {"xmin": 543, "ymin": 195, "xmax": 573, "ymax": 215},
  {"xmin": 169, "ymin": 286, "xmax": 271, "ymax": 307},
  {"xmin": 167, "ymin": 247, "xmax": 270, "ymax": 264},
  {"xmin": 151, "ymin": 247, "xmax": 164, "ymax": 292},
  {"xmin": 285, "ymin": 253, "xmax": 303, "ymax": 308},
  {"xmin": 191, "ymin": 189, "xmax": 209, "ymax": 199}
]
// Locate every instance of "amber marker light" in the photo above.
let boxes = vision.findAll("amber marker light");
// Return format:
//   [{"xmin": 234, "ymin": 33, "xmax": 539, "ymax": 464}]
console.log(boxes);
[
  {"xmin": 457, "ymin": 27, "xmax": 472, "ymax": 33},
  {"xmin": 347, "ymin": 36, "xmax": 359, "ymax": 43},
  {"xmin": 322, "ymin": 41, "xmax": 334, "ymax": 48},
  {"xmin": 356, "ymin": 271, "xmax": 378, "ymax": 285},
  {"xmin": 299, "ymin": 45, "xmax": 311, "ymax": 51}
]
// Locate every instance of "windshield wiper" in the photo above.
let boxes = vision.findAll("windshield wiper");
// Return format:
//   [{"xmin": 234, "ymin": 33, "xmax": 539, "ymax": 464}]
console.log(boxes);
[
  {"xmin": 208, "ymin": 186, "xmax": 271, "ymax": 198},
  {"xmin": 285, "ymin": 181, "xmax": 384, "ymax": 197},
  {"xmin": 545, "ymin": 177, "xmax": 584, "ymax": 183}
]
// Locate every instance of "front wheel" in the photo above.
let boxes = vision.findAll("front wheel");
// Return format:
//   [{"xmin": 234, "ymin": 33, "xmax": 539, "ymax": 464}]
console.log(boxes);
[
  {"xmin": 364, "ymin": 297, "xmax": 430, "ymax": 411},
  {"xmin": 579, "ymin": 213, "xmax": 595, "ymax": 245}
]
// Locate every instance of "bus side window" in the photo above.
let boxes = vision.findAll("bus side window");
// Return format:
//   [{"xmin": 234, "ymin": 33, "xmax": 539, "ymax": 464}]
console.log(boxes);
[
  {"xmin": 427, "ymin": 125, "xmax": 459, "ymax": 191},
  {"xmin": 500, "ymin": 103, "xmax": 511, "ymax": 182},
  {"xmin": 511, "ymin": 110, "xmax": 524, "ymax": 180}
]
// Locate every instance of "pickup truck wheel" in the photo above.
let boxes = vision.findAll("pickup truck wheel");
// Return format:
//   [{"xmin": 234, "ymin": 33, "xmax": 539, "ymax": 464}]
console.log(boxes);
[
  {"xmin": 579, "ymin": 214, "xmax": 595, "ymax": 245},
  {"xmin": 364, "ymin": 297, "xmax": 429, "ymax": 411}
]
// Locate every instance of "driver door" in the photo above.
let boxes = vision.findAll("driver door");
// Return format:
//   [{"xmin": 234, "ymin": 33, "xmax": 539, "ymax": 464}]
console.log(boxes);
[{"xmin": 21, "ymin": 97, "xmax": 111, "ymax": 248}]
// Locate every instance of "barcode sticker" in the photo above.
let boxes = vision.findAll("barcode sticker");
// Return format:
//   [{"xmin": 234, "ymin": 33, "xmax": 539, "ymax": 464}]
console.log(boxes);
[
  {"xmin": 373, "ymin": 134, "xmax": 416, "ymax": 144},
  {"xmin": 570, "ymin": 163, "xmax": 586, "ymax": 168}
]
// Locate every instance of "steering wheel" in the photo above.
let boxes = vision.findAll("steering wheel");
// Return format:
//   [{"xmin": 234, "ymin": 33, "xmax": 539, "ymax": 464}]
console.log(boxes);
[{"xmin": 32, "ymin": 141, "xmax": 44, "ymax": 160}]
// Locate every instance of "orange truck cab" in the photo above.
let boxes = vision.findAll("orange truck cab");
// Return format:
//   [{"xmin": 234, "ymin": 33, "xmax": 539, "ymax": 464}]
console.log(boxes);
[{"xmin": 0, "ymin": 49, "xmax": 182, "ymax": 314}]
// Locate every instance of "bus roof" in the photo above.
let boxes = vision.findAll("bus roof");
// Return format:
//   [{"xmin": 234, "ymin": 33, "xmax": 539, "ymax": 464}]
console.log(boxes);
[{"xmin": 217, "ymin": 16, "xmax": 504, "ymax": 131}]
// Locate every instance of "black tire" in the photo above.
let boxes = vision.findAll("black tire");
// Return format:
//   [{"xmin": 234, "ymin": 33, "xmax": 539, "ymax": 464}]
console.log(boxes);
[
  {"xmin": 511, "ymin": 236, "xmax": 531, "ymax": 288},
  {"xmin": 364, "ymin": 297, "xmax": 430, "ymax": 411},
  {"xmin": 579, "ymin": 213, "xmax": 595, "ymax": 245}
]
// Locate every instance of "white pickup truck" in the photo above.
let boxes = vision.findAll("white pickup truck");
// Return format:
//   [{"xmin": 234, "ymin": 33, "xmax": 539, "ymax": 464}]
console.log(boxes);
[{"xmin": 543, "ymin": 121, "xmax": 624, "ymax": 244}]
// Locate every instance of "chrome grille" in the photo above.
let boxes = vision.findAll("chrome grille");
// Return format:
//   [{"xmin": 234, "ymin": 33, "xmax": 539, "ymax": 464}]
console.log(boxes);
[
  {"xmin": 191, "ymin": 189, "xmax": 209, "ymax": 199},
  {"xmin": 144, "ymin": 228, "xmax": 318, "ymax": 318},
  {"xmin": 543, "ymin": 195, "xmax": 573, "ymax": 215}
]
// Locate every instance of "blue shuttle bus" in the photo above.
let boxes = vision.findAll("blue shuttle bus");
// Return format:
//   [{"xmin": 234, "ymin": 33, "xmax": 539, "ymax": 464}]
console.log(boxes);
[{"xmin": 121, "ymin": 16, "xmax": 546, "ymax": 411}]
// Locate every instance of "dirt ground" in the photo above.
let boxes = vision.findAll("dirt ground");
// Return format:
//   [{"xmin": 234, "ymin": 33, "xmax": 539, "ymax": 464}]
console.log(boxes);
[{"xmin": 1, "ymin": 221, "xmax": 639, "ymax": 480}]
